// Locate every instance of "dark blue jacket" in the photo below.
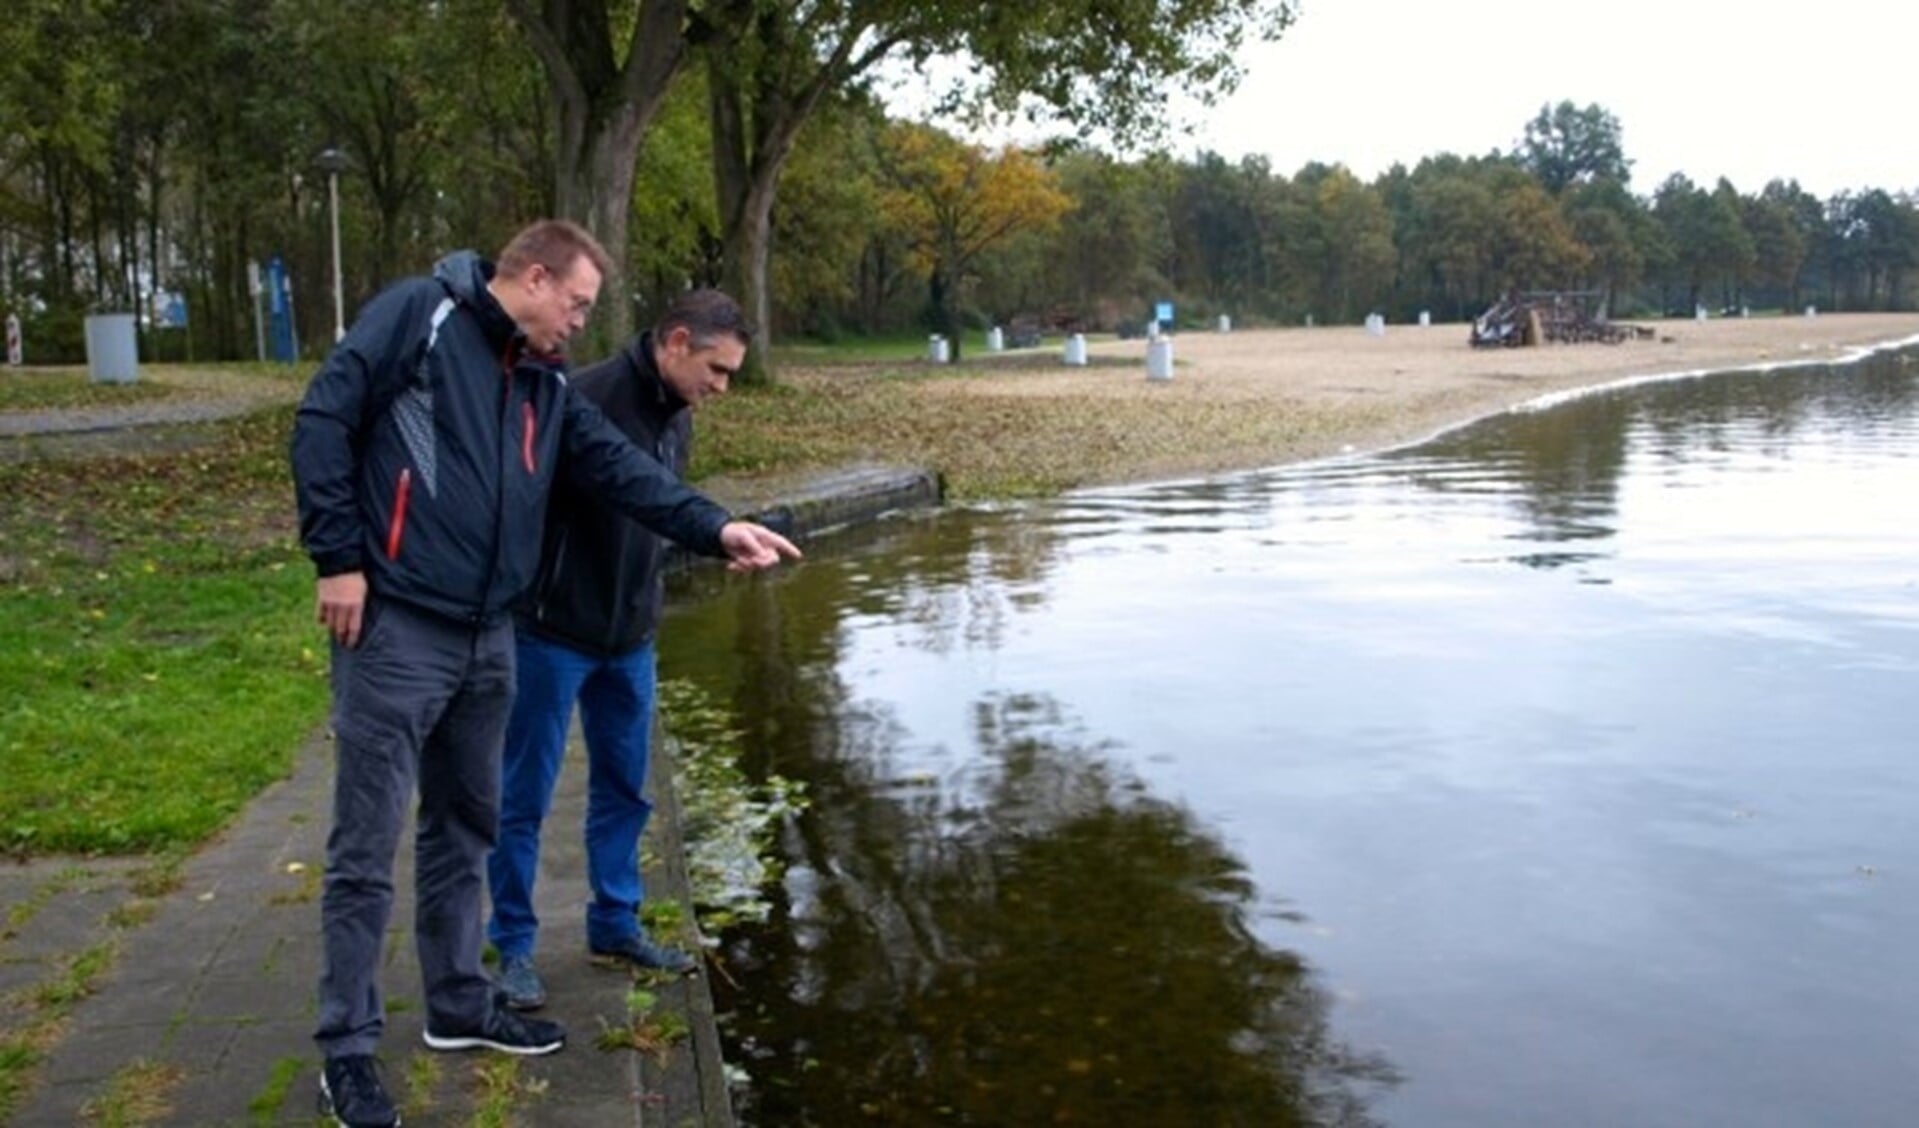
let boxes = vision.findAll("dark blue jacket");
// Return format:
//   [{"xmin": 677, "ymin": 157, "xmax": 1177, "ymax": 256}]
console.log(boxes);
[
  {"xmin": 519, "ymin": 332, "xmax": 689, "ymax": 657},
  {"xmin": 289, "ymin": 251, "xmax": 730, "ymax": 624}
]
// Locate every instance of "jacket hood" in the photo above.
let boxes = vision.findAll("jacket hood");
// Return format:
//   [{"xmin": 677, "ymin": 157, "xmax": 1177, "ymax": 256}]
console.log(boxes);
[{"xmin": 433, "ymin": 250, "xmax": 521, "ymax": 349}]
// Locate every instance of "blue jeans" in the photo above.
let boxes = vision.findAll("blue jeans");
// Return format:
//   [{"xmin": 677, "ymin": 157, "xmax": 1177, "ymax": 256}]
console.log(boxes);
[{"xmin": 486, "ymin": 632, "xmax": 657, "ymax": 959}]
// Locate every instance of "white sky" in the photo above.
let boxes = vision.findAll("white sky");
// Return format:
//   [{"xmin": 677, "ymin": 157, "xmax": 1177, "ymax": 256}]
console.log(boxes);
[
  {"xmin": 898, "ymin": 0, "xmax": 1917, "ymax": 200},
  {"xmin": 1173, "ymin": 0, "xmax": 1917, "ymax": 198}
]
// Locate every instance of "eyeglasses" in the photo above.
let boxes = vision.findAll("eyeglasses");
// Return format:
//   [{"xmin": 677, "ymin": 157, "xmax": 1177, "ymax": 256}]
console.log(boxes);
[{"xmin": 534, "ymin": 265, "xmax": 597, "ymax": 318}]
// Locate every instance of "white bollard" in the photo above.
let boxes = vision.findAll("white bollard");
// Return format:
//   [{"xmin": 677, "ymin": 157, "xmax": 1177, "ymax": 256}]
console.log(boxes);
[
  {"xmin": 1217, "ymin": 314, "xmax": 1231, "ymax": 333},
  {"xmin": 1147, "ymin": 319, "xmax": 1161, "ymax": 341},
  {"xmin": 1418, "ymin": 310, "xmax": 1431, "ymax": 327},
  {"xmin": 1804, "ymin": 305, "xmax": 1817, "ymax": 318},
  {"xmin": 1063, "ymin": 333, "xmax": 1088, "ymax": 366},
  {"xmin": 1365, "ymin": 313, "xmax": 1386, "ymax": 337},
  {"xmin": 1695, "ymin": 304, "xmax": 1708, "ymax": 322},
  {"xmin": 928, "ymin": 334, "xmax": 949, "ymax": 363},
  {"xmin": 1146, "ymin": 336, "xmax": 1174, "ymax": 381},
  {"xmin": 5, "ymin": 313, "xmax": 20, "ymax": 366},
  {"xmin": 987, "ymin": 326, "xmax": 1004, "ymax": 352}
]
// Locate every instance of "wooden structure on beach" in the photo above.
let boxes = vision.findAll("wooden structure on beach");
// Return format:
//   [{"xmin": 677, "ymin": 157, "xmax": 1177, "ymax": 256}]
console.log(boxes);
[{"xmin": 1470, "ymin": 290, "xmax": 1653, "ymax": 347}]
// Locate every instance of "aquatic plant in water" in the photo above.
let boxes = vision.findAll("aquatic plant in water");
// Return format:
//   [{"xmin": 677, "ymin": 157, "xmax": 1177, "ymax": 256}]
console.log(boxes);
[{"xmin": 659, "ymin": 678, "xmax": 806, "ymax": 932}]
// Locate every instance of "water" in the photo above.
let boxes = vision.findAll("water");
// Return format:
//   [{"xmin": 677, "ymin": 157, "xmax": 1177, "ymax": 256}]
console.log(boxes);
[{"xmin": 661, "ymin": 348, "xmax": 1919, "ymax": 1126}]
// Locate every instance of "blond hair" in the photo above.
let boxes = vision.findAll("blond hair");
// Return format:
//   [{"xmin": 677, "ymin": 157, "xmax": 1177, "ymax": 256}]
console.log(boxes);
[{"xmin": 495, "ymin": 219, "xmax": 612, "ymax": 282}]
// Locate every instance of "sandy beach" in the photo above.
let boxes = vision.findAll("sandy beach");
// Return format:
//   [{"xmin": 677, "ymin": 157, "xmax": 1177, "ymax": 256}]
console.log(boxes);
[{"xmin": 857, "ymin": 312, "xmax": 1919, "ymax": 492}]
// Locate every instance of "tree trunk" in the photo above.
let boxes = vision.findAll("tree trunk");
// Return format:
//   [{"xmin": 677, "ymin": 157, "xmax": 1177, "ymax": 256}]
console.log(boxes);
[
  {"xmin": 552, "ymin": 101, "xmax": 651, "ymax": 357},
  {"xmin": 708, "ymin": 57, "xmax": 818, "ymax": 387},
  {"xmin": 512, "ymin": 0, "xmax": 688, "ymax": 361}
]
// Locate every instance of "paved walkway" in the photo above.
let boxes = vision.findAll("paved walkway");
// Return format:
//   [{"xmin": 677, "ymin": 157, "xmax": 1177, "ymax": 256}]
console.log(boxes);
[{"xmin": 2, "ymin": 726, "xmax": 729, "ymax": 1126}]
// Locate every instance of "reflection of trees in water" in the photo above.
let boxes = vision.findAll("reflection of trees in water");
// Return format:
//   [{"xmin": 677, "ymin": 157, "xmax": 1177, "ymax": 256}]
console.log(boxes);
[
  {"xmin": 1387, "ymin": 348, "xmax": 1919, "ymax": 567},
  {"xmin": 1401, "ymin": 394, "xmax": 1631, "ymax": 559},
  {"xmin": 703, "ymin": 676, "xmax": 1397, "ymax": 1126}
]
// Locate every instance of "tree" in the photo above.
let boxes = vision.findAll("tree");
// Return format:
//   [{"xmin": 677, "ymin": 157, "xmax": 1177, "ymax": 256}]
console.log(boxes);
[
  {"xmin": 700, "ymin": 0, "xmax": 1297, "ymax": 384},
  {"xmin": 876, "ymin": 123, "xmax": 1072, "ymax": 361},
  {"xmin": 1395, "ymin": 156, "xmax": 1500, "ymax": 321},
  {"xmin": 1562, "ymin": 178, "xmax": 1650, "ymax": 314},
  {"xmin": 1169, "ymin": 152, "xmax": 1269, "ymax": 316},
  {"xmin": 1301, "ymin": 164, "xmax": 1395, "ymax": 322},
  {"xmin": 1047, "ymin": 149, "xmax": 1173, "ymax": 323},
  {"xmin": 1483, "ymin": 165, "xmax": 1591, "ymax": 294},
  {"xmin": 1758, "ymin": 179, "xmax": 1824, "ymax": 310},
  {"xmin": 507, "ymin": 0, "xmax": 693, "ymax": 353},
  {"xmin": 1740, "ymin": 186, "xmax": 1807, "ymax": 311},
  {"xmin": 1517, "ymin": 101, "xmax": 1631, "ymax": 195},
  {"xmin": 1652, "ymin": 174, "xmax": 1752, "ymax": 313}
]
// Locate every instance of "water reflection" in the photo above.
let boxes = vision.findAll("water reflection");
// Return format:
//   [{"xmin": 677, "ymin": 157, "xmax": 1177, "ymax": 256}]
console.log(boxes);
[
  {"xmin": 666, "ymin": 521, "xmax": 1398, "ymax": 1126},
  {"xmin": 665, "ymin": 346, "xmax": 1919, "ymax": 1127}
]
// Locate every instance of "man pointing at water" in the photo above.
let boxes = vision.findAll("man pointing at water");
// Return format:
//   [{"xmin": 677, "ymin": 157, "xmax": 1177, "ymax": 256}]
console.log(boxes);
[{"xmin": 290, "ymin": 221, "xmax": 797, "ymax": 1128}]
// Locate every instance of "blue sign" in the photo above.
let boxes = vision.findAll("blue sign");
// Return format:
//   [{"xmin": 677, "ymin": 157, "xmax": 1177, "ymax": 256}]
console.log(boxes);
[
  {"xmin": 162, "ymin": 295, "xmax": 188, "ymax": 328},
  {"xmin": 267, "ymin": 256, "xmax": 297, "ymax": 362},
  {"xmin": 1154, "ymin": 301, "xmax": 1174, "ymax": 327}
]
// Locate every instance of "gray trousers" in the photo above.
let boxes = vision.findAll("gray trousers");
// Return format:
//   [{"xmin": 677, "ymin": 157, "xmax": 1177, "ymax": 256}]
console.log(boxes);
[{"xmin": 314, "ymin": 597, "xmax": 513, "ymax": 1059}]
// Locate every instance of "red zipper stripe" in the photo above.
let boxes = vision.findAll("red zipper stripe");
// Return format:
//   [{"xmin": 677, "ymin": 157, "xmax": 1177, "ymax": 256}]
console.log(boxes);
[
  {"xmin": 521, "ymin": 402, "xmax": 537, "ymax": 472},
  {"xmin": 385, "ymin": 468, "xmax": 412, "ymax": 560}
]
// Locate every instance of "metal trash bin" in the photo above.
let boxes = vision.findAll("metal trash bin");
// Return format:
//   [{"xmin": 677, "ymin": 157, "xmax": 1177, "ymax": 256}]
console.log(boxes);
[{"xmin": 85, "ymin": 313, "xmax": 140, "ymax": 384}]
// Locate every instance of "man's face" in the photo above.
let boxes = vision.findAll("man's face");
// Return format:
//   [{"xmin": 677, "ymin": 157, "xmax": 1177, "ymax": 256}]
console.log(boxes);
[
  {"xmin": 518, "ymin": 256, "xmax": 602, "ymax": 355},
  {"xmin": 657, "ymin": 326, "xmax": 745, "ymax": 409}
]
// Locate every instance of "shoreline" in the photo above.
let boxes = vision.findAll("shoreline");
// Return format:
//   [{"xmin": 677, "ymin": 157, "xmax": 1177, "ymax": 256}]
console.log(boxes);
[{"xmin": 852, "ymin": 312, "xmax": 1919, "ymax": 496}]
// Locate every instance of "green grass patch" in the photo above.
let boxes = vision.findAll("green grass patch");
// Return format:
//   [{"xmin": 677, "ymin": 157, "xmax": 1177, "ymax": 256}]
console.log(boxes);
[
  {"xmin": 0, "ymin": 1039, "xmax": 40, "ymax": 1123},
  {"xmin": 467, "ymin": 1056, "xmax": 545, "ymax": 1127},
  {"xmin": 0, "ymin": 405, "xmax": 326, "ymax": 857},
  {"xmin": 246, "ymin": 1055, "xmax": 305, "ymax": 1125},
  {"xmin": 79, "ymin": 1058, "xmax": 184, "ymax": 1126},
  {"xmin": 2, "ymin": 865, "xmax": 89, "ymax": 938},
  {"xmin": 0, "ymin": 370, "xmax": 179, "ymax": 413},
  {"xmin": 401, "ymin": 1052, "xmax": 442, "ymax": 1122}
]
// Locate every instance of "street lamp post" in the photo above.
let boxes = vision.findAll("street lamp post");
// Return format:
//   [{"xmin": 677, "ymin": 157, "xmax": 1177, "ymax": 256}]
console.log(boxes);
[{"xmin": 315, "ymin": 147, "xmax": 350, "ymax": 342}]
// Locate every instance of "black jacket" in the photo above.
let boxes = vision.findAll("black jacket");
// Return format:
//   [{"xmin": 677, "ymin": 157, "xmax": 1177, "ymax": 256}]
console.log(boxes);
[
  {"xmin": 519, "ymin": 332, "xmax": 689, "ymax": 657},
  {"xmin": 289, "ymin": 252, "xmax": 730, "ymax": 624}
]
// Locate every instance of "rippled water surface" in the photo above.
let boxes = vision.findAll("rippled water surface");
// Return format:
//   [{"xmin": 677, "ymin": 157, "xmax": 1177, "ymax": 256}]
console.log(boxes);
[{"xmin": 663, "ymin": 348, "xmax": 1919, "ymax": 1126}]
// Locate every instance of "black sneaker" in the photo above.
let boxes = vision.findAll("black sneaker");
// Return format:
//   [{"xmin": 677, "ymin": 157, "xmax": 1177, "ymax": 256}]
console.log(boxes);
[
  {"xmin": 422, "ymin": 1002, "xmax": 565, "ymax": 1056},
  {"xmin": 318, "ymin": 1054, "xmax": 399, "ymax": 1127},
  {"xmin": 590, "ymin": 932, "xmax": 698, "ymax": 975}
]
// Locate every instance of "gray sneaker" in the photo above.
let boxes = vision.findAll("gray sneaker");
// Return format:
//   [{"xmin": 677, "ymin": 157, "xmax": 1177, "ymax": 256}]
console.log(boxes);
[{"xmin": 497, "ymin": 955, "xmax": 547, "ymax": 1011}]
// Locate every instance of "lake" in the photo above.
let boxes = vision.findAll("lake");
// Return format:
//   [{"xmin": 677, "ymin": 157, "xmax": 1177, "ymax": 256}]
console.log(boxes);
[{"xmin": 662, "ymin": 345, "xmax": 1919, "ymax": 1126}]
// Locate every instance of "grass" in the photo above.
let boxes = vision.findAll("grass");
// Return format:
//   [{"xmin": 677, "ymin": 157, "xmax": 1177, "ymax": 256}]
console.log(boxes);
[
  {"xmin": 468, "ymin": 1057, "xmax": 546, "ymax": 1127},
  {"xmin": 79, "ymin": 1058, "xmax": 184, "ymax": 1126},
  {"xmin": 0, "ymin": 404, "xmax": 325, "ymax": 856},
  {"xmin": 0, "ymin": 939, "xmax": 121, "ymax": 1120},
  {"xmin": 0, "ymin": 370, "xmax": 179, "ymax": 413},
  {"xmin": 246, "ymin": 1056, "xmax": 305, "ymax": 1125}
]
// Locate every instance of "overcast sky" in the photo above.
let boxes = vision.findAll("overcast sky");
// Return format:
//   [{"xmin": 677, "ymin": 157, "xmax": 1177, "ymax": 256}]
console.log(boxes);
[
  {"xmin": 1171, "ymin": 0, "xmax": 1916, "ymax": 198},
  {"xmin": 898, "ymin": 0, "xmax": 1915, "ymax": 200}
]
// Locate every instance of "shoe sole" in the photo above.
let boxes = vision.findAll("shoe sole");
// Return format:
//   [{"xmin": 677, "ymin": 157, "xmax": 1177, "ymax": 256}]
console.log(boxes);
[
  {"xmin": 319, "ymin": 1074, "xmax": 401, "ymax": 1127},
  {"xmin": 588, "ymin": 951, "xmax": 698, "ymax": 976},
  {"xmin": 421, "ymin": 1031, "xmax": 563, "ymax": 1056}
]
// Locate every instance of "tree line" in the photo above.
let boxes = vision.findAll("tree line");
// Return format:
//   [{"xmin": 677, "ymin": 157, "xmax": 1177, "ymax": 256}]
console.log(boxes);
[{"xmin": 3, "ymin": 2, "xmax": 1913, "ymax": 377}]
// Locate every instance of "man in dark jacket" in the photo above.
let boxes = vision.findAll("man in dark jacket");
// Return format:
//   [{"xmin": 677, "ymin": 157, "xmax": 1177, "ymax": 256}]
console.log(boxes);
[
  {"xmin": 485, "ymin": 290, "xmax": 750, "ymax": 1011},
  {"xmin": 290, "ymin": 223, "xmax": 796, "ymax": 1128}
]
